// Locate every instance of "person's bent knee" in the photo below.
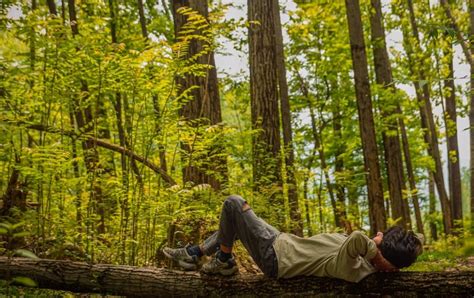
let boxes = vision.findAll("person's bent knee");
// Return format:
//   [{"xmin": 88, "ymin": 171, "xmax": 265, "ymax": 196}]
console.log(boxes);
[{"xmin": 224, "ymin": 195, "xmax": 245, "ymax": 210}]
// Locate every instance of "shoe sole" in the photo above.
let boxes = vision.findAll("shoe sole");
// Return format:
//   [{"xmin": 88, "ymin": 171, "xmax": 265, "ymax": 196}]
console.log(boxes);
[{"xmin": 163, "ymin": 250, "xmax": 198, "ymax": 271}]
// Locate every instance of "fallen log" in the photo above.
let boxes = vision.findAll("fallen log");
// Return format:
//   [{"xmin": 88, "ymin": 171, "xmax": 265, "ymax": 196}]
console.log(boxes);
[{"xmin": 0, "ymin": 257, "xmax": 472, "ymax": 297}]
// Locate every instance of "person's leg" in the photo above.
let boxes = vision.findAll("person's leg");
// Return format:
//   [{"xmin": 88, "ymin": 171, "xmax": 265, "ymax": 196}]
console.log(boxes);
[
  {"xmin": 162, "ymin": 231, "xmax": 219, "ymax": 270},
  {"xmin": 200, "ymin": 231, "xmax": 219, "ymax": 256},
  {"xmin": 204, "ymin": 195, "xmax": 280, "ymax": 277},
  {"xmin": 164, "ymin": 195, "xmax": 280, "ymax": 276}
]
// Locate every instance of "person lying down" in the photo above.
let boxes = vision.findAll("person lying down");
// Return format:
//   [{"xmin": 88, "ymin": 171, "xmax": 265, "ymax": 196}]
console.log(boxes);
[{"xmin": 163, "ymin": 195, "xmax": 423, "ymax": 282}]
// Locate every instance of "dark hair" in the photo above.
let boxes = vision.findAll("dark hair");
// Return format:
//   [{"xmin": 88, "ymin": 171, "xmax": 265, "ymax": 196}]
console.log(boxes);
[{"xmin": 380, "ymin": 226, "xmax": 422, "ymax": 268}]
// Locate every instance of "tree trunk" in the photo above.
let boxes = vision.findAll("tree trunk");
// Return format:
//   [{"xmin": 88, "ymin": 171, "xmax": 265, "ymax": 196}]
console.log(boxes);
[
  {"xmin": 137, "ymin": 0, "xmax": 148, "ymax": 38},
  {"xmin": 46, "ymin": 0, "xmax": 57, "ymax": 15},
  {"xmin": 0, "ymin": 167, "xmax": 27, "ymax": 217},
  {"xmin": 272, "ymin": 0, "xmax": 302, "ymax": 236},
  {"xmin": 443, "ymin": 39, "xmax": 463, "ymax": 231},
  {"xmin": 248, "ymin": 0, "xmax": 284, "ymax": 226},
  {"xmin": 303, "ymin": 176, "xmax": 313, "ymax": 237},
  {"xmin": 171, "ymin": 0, "xmax": 226, "ymax": 191},
  {"xmin": 470, "ymin": 0, "xmax": 474, "ymax": 234},
  {"xmin": 345, "ymin": 0, "xmax": 386, "ymax": 235},
  {"xmin": 0, "ymin": 258, "xmax": 472, "ymax": 297},
  {"xmin": 297, "ymin": 73, "xmax": 346, "ymax": 231},
  {"xmin": 332, "ymin": 104, "xmax": 349, "ymax": 233},
  {"xmin": 404, "ymin": 0, "xmax": 453, "ymax": 234},
  {"xmin": 399, "ymin": 115, "xmax": 424, "ymax": 234},
  {"xmin": 369, "ymin": 0, "xmax": 410, "ymax": 229},
  {"xmin": 429, "ymin": 173, "xmax": 438, "ymax": 242}
]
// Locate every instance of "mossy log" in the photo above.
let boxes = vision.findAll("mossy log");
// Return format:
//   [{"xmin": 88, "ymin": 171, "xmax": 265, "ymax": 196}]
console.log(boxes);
[{"xmin": 0, "ymin": 257, "xmax": 472, "ymax": 297}]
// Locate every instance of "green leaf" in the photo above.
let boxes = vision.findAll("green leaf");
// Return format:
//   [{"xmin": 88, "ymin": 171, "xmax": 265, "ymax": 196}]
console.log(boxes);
[
  {"xmin": 14, "ymin": 249, "xmax": 39, "ymax": 259},
  {"xmin": 12, "ymin": 221, "xmax": 25, "ymax": 230},
  {"xmin": 0, "ymin": 227, "xmax": 7, "ymax": 235},
  {"xmin": 12, "ymin": 276, "xmax": 37, "ymax": 287},
  {"xmin": 13, "ymin": 231, "xmax": 30, "ymax": 239},
  {"xmin": 0, "ymin": 223, "xmax": 11, "ymax": 231}
]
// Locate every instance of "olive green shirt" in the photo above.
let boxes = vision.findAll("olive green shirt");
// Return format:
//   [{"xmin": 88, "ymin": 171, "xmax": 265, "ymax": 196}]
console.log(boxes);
[{"xmin": 272, "ymin": 231, "xmax": 378, "ymax": 282}]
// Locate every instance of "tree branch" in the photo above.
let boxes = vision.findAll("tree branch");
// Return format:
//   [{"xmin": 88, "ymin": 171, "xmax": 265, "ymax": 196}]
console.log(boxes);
[{"xmin": 1, "ymin": 119, "xmax": 177, "ymax": 186}]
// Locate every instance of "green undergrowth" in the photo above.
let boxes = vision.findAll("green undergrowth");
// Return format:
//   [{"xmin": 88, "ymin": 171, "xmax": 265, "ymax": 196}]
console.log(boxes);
[
  {"xmin": 0, "ymin": 280, "xmax": 115, "ymax": 297},
  {"xmin": 405, "ymin": 235, "xmax": 474, "ymax": 272}
]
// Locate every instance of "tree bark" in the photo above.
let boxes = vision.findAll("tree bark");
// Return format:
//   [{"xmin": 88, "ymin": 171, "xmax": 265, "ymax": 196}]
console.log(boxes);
[
  {"xmin": 332, "ymin": 104, "xmax": 349, "ymax": 233},
  {"xmin": 369, "ymin": 0, "xmax": 410, "ymax": 229},
  {"xmin": 137, "ymin": 0, "xmax": 148, "ymax": 38},
  {"xmin": 399, "ymin": 115, "xmax": 424, "ymax": 234},
  {"xmin": 345, "ymin": 0, "xmax": 386, "ymax": 235},
  {"xmin": 442, "ymin": 39, "xmax": 463, "ymax": 231},
  {"xmin": 0, "ymin": 167, "xmax": 27, "ymax": 216},
  {"xmin": 404, "ymin": 0, "xmax": 453, "ymax": 234},
  {"xmin": 248, "ymin": 0, "xmax": 284, "ymax": 226},
  {"xmin": 171, "ymin": 0, "xmax": 226, "ymax": 191},
  {"xmin": 0, "ymin": 257, "xmax": 472, "ymax": 297},
  {"xmin": 470, "ymin": 0, "xmax": 474, "ymax": 233},
  {"xmin": 429, "ymin": 173, "xmax": 438, "ymax": 241},
  {"xmin": 272, "ymin": 0, "xmax": 302, "ymax": 236},
  {"xmin": 46, "ymin": 0, "xmax": 57, "ymax": 16}
]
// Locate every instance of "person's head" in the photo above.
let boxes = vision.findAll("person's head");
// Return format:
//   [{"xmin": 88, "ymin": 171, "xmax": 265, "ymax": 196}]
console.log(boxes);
[{"xmin": 374, "ymin": 226, "xmax": 423, "ymax": 269}]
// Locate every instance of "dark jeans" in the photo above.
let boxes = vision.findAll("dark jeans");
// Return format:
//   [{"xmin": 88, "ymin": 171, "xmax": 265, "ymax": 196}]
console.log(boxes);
[{"xmin": 200, "ymin": 195, "xmax": 280, "ymax": 277}]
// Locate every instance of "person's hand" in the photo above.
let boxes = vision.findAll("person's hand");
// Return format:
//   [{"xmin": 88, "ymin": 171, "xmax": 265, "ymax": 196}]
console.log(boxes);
[{"xmin": 371, "ymin": 250, "xmax": 399, "ymax": 272}]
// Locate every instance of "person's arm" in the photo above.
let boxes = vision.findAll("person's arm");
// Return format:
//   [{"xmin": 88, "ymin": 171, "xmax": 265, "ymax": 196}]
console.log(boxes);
[
  {"xmin": 342, "ymin": 231, "xmax": 378, "ymax": 260},
  {"xmin": 327, "ymin": 231, "xmax": 378, "ymax": 282},
  {"xmin": 343, "ymin": 231, "xmax": 398, "ymax": 272},
  {"xmin": 370, "ymin": 250, "xmax": 399, "ymax": 272}
]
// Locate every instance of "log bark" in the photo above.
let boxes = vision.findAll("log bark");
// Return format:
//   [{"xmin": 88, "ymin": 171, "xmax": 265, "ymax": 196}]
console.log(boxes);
[{"xmin": 0, "ymin": 257, "xmax": 472, "ymax": 297}]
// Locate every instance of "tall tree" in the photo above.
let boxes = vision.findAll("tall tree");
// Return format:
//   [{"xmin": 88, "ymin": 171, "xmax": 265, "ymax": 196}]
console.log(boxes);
[
  {"xmin": 403, "ymin": 0, "xmax": 453, "ymax": 234},
  {"xmin": 429, "ymin": 173, "xmax": 438, "ymax": 241},
  {"xmin": 248, "ymin": 0, "xmax": 285, "ymax": 226},
  {"xmin": 332, "ymin": 98, "xmax": 349, "ymax": 232},
  {"xmin": 345, "ymin": 0, "xmax": 386, "ymax": 235},
  {"xmin": 471, "ymin": 0, "xmax": 474, "ymax": 231},
  {"xmin": 272, "ymin": 0, "xmax": 302, "ymax": 236},
  {"xmin": 171, "ymin": 0, "xmax": 227, "ymax": 191},
  {"xmin": 369, "ymin": 0, "xmax": 410, "ymax": 229},
  {"xmin": 441, "ymin": 33, "xmax": 463, "ymax": 230}
]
